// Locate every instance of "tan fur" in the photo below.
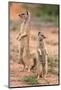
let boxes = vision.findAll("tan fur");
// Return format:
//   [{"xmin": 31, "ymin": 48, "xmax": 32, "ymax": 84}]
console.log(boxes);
[
  {"xmin": 16, "ymin": 11, "xmax": 32, "ymax": 72},
  {"xmin": 36, "ymin": 32, "xmax": 48, "ymax": 79}
]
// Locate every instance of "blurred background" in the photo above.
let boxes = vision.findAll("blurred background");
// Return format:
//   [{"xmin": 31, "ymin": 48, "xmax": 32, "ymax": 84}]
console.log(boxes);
[{"xmin": 9, "ymin": 2, "xmax": 59, "ymax": 24}]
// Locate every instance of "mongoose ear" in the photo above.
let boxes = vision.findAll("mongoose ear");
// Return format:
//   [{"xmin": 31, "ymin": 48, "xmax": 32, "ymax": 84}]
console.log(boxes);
[
  {"xmin": 26, "ymin": 11, "xmax": 28, "ymax": 15},
  {"xmin": 38, "ymin": 32, "xmax": 41, "ymax": 36},
  {"xmin": 26, "ymin": 11, "xmax": 30, "ymax": 16}
]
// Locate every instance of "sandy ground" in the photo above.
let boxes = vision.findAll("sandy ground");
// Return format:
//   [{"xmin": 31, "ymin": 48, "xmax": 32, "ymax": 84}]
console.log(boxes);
[
  {"xmin": 10, "ymin": 61, "xmax": 58, "ymax": 87},
  {"xmin": 9, "ymin": 24, "xmax": 59, "ymax": 87}
]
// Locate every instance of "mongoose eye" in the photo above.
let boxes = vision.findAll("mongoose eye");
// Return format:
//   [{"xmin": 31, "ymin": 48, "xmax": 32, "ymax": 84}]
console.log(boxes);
[
  {"xmin": 41, "ymin": 35, "xmax": 46, "ymax": 39},
  {"xmin": 18, "ymin": 14, "xmax": 21, "ymax": 17},
  {"xmin": 18, "ymin": 13, "xmax": 25, "ymax": 17},
  {"xmin": 21, "ymin": 13, "xmax": 25, "ymax": 15},
  {"xmin": 18, "ymin": 14, "xmax": 20, "ymax": 16}
]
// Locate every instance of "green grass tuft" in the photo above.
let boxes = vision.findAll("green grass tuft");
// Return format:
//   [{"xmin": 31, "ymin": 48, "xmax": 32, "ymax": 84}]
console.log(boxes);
[{"xmin": 22, "ymin": 75, "xmax": 39, "ymax": 86}]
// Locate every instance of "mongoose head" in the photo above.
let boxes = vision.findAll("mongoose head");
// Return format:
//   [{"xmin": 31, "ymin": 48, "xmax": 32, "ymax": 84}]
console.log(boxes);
[
  {"xmin": 18, "ymin": 10, "xmax": 30, "ymax": 22},
  {"xmin": 38, "ymin": 32, "xmax": 46, "ymax": 41}
]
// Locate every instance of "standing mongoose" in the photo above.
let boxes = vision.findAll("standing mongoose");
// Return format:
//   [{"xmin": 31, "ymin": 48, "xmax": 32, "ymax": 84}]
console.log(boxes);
[
  {"xmin": 36, "ymin": 32, "xmax": 48, "ymax": 79},
  {"xmin": 16, "ymin": 10, "xmax": 31, "ymax": 71}
]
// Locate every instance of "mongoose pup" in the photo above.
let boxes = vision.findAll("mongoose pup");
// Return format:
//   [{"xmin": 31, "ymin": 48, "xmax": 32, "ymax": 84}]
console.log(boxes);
[{"xmin": 36, "ymin": 32, "xmax": 48, "ymax": 79}]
